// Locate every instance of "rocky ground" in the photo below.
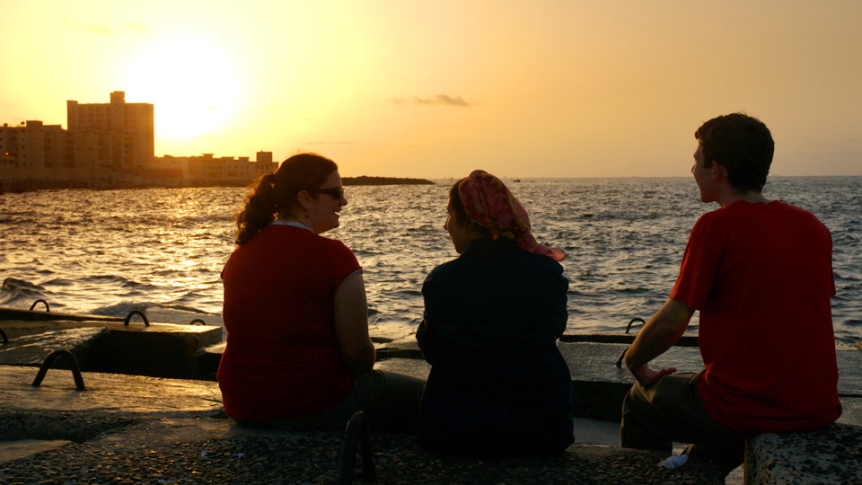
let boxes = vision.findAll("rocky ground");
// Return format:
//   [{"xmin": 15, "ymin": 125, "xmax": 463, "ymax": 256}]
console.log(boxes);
[{"xmin": 1, "ymin": 409, "xmax": 726, "ymax": 485}]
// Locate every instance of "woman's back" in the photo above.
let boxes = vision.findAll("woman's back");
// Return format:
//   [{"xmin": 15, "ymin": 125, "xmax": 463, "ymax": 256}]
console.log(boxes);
[
  {"xmin": 219, "ymin": 224, "xmax": 360, "ymax": 420},
  {"xmin": 417, "ymin": 237, "xmax": 573, "ymax": 457}
]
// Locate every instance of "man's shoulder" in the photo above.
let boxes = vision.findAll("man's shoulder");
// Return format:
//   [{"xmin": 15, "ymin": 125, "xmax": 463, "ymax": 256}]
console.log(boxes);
[
  {"xmin": 706, "ymin": 200, "xmax": 822, "ymax": 222},
  {"xmin": 771, "ymin": 200, "xmax": 820, "ymax": 216},
  {"xmin": 767, "ymin": 201, "xmax": 830, "ymax": 231},
  {"xmin": 690, "ymin": 200, "xmax": 829, "ymax": 240}
]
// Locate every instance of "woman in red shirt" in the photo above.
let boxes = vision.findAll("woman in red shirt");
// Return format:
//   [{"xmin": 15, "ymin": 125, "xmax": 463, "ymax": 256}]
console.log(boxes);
[{"xmin": 218, "ymin": 153, "xmax": 424, "ymax": 432}]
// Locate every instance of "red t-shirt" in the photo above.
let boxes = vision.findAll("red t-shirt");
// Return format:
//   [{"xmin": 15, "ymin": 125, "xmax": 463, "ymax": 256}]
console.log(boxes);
[
  {"xmin": 670, "ymin": 200, "xmax": 841, "ymax": 434},
  {"xmin": 218, "ymin": 224, "xmax": 362, "ymax": 420}
]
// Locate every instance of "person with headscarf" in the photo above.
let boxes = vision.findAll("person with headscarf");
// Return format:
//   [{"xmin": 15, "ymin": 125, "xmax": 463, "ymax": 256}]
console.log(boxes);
[{"xmin": 415, "ymin": 170, "xmax": 574, "ymax": 457}]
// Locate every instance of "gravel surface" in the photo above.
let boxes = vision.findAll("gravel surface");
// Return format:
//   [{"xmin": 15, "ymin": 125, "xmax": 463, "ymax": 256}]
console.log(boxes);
[{"xmin": 1, "ymin": 410, "xmax": 726, "ymax": 485}]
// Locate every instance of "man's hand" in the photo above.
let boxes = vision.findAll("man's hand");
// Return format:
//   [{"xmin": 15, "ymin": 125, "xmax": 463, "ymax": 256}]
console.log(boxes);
[
  {"xmin": 624, "ymin": 298, "xmax": 693, "ymax": 382},
  {"xmin": 631, "ymin": 363, "xmax": 677, "ymax": 387}
]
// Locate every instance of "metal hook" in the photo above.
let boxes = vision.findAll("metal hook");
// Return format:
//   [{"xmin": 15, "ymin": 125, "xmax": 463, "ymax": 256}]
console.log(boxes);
[
  {"xmin": 31, "ymin": 349, "xmax": 86, "ymax": 391},
  {"xmin": 337, "ymin": 411, "xmax": 376, "ymax": 484},
  {"xmin": 29, "ymin": 299, "xmax": 50, "ymax": 312},
  {"xmin": 189, "ymin": 319, "xmax": 206, "ymax": 325},
  {"xmin": 124, "ymin": 310, "xmax": 150, "ymax": 327},
  {"xmin": 625, "ymin": 317, "xmax": 645, "ymax": 334},
  {"xmin": 615, "ymin": 347, "xmax": 628, "ymax": 368}
]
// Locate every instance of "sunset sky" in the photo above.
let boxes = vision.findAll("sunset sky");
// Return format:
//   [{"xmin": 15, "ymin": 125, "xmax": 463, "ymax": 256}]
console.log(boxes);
[{"xmin": 2, "ymin": 1, "xmax": 860, "ymax": 178}]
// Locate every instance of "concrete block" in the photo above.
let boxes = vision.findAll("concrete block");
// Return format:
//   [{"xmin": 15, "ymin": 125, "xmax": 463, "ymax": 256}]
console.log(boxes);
[
  {"xmin": 0, "ymin": 326, "xmax": 107, "ymax": 370},
  {"xmin": 91, "ymin": 322, "xmax": 221, "ymax": 379},
  {"xmin": 0, "ymin": 306, "xmax": 122, "ymax": 323},
  {"xmin": 0, "ymin": 320, "xmax": 222, "ymax": 379},
  {"xmin": 558, "ymin": 342, "xmax": 704, "ymax": 422},
  {"xmin": 839, "ymin": 397, "xmax": 862, "ymax": 427},
  {"xmin": 837, "ymin": 349, "xmax": 862, "ymax": 396},
  {"xmin": 195, "ymin": 341, "xmax": 226, "ymax": 380},
  {"xmin": 745, "ymin": 423, "xmax": 862, "ymax": 485},
  {"xmin": 0, "ymin": 365, "xmax": 223, "ymax": 414},
  {"xmin": 376, "ymin": 337, "xmax": 423, "ymax": 360},
  {"xmin": 374, "ymin": 357, "xmax": 430, "ymax": 380}
]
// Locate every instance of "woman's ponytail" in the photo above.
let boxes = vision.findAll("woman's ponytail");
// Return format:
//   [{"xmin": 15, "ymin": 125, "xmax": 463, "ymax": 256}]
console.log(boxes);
[{"xmin": 235, "ymin": 172, "xmax": 278, "ymax": 245}]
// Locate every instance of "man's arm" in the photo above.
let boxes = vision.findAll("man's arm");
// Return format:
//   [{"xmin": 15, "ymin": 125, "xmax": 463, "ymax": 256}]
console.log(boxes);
[{"xmin": 624, "ymin": 298, "xmax": 694, "ymax": 386}]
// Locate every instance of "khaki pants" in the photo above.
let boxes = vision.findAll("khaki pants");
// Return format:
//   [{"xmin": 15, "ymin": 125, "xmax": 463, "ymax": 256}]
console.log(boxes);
[
  {"xmin": 237, "ymin": 370, "xmax": 425, "ymax": 433},
  {"xmin": 620, "ymin": 371, "xmax": 745, "ymax": 474}
]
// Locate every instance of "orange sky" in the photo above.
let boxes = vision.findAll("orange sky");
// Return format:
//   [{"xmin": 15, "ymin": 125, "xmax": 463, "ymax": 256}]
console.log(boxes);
[{"xmin": 1, "ymin": 1, "xmax": 861, "ymax": 177}]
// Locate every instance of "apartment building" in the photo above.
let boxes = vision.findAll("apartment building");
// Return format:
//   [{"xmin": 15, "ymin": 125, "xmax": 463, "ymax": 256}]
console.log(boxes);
[
  {"xmin": 0, "ymin": 120, "xmax": 66, "ymax": 169},
  {"xmin": 153, "ymin": 151, "xmax": 277, "ymax": 184},
  {"xmin": 67, "ymin": 91, "xmax": 154, "ymax": 170}
]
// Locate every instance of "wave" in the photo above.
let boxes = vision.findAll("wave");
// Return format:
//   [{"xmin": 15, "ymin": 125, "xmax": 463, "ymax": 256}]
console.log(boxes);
[
  {"xmin": 0, "ymin": 277, "xmax": 48, "ymax": 306},
  {"xmin": 88, "ymin": 301, "xmax": 214, "ymax": 318},
  {"xmin": 843, "ymin": 318, "xmax": 862, "ymax": 327},
  {"xmin": 87, "ymin": 302, "xmax": 150, "ymax": 317},
  {"xmin": 150, "ymin": 302, "xmax": 215, "ymax": 315},
  {"xmin": 578, "ymin": 210, "xmax": 661, "ymax": 220},
  {"xmin": 3, "ymin": 179, "xmax": 861, "ymax": 342}
]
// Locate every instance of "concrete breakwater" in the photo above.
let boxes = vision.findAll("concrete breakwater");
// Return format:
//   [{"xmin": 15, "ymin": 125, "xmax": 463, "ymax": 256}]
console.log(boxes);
[
  {"xmin": 2, "ymin": 307, "xmax": 862, "ymax": 484},
  {"xmin": 2, "ymin": 307, "xmax": 861, "ymax": 424},
  {"xmin": 0, "ymin": 307, "xmax": 728, "ymax": 484},
  {"xmin": 0, "ymin": 364, "xmax": 729, "ymax": 484}
]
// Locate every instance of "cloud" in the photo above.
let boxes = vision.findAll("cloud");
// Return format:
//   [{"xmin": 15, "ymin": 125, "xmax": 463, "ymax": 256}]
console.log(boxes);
[
  {"xmin": 393, "ymin": 94, "xmax": 470, "ymax": 107},
  {"xmin": 62, "ymin": 17, "xmax": 114, "ymax": 35},
  {"xmin": 126, "ymin": 21, "xmax": 154, "ymax": 34}
]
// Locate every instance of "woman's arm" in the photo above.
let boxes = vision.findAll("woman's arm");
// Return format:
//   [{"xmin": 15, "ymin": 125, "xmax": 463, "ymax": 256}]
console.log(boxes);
[
  {"xmin": 416, "ymin": 317, "xmax": 436, "ymax": 364},
  {"xmin": 334, "ymin": 271, "xmax": 376, "ymax": 372}
]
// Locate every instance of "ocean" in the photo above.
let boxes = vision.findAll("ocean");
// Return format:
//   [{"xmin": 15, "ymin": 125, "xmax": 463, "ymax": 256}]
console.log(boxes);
[{"xmin": 1, "ymin": 177, "xmax": 860, "ymax": 344}]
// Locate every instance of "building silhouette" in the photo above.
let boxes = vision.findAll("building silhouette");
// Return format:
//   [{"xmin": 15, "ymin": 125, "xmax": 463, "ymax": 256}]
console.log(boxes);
[
  {"xmin": 0, "ymin": 91, "xmax": 276, "ymax": 191},
  {"xmin": 1, "ymin": 120, "xmax": 66, "ymax": 170},
  {"xmin": 66, "ymin": 91, "xmax": 154, "ymax": 170},
  {"xmin": 153, "ymin": 151, "xmax": 276, "ymax": 185}
]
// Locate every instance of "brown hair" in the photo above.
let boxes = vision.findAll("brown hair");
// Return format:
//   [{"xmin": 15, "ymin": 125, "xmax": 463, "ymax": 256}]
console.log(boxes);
[
  {"xmin": 235, "ymin": 153, "xmax": 337, "ymax": 245},
  {"xmin": 695, "ymin": 113, "xmax": 774, "ymax": 193}
]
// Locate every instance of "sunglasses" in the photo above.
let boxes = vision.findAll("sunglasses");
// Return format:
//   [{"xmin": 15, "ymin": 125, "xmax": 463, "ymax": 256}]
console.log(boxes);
[{"xmin": 310, "ymin": 187, "xmax": 344, "ymax": 200}]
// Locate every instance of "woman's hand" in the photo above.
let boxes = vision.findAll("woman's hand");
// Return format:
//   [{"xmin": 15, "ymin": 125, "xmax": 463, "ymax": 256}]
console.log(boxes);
[{"xmin": 334, "ymin": 271, "xmax": 376, "ymax": 372}]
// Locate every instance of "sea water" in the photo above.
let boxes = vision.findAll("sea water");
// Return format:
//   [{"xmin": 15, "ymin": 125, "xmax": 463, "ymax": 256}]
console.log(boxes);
[{"xmin": 1, "ymin": 177, "xmax": 860, "ymax": 343}]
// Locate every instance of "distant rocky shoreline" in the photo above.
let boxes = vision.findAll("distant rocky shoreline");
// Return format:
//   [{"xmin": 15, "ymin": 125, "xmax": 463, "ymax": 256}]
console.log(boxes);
[
  {"xmin": 0, "ymin": 175, "xmax": 435, "ymax": 194},
  {"xmin": 343, "ymin": 176, "xmax": 435, "ymax": 186}
]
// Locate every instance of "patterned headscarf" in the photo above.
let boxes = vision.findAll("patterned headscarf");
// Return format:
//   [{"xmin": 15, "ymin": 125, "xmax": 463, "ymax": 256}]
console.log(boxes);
[{"xmin": 458, "ymin": 170, "xmax": 566, "ymax": 261}]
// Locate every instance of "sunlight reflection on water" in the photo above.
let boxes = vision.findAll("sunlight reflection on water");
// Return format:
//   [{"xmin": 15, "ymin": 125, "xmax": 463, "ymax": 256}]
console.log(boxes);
[{"xmin": 1, "ymin": 177, "xmax": 860, "ymax": 342}]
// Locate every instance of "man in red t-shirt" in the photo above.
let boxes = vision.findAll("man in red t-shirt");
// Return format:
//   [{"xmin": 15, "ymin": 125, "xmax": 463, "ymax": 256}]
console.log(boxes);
[{"xmin": 620, "ymin": 113, "xmax": 841, "ymax": 474}]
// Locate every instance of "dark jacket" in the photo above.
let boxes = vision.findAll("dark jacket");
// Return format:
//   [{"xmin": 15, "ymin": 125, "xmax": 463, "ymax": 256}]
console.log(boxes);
[{"xmin": 416, "ymin": 237, "xmax": 573, "ymax": 457}]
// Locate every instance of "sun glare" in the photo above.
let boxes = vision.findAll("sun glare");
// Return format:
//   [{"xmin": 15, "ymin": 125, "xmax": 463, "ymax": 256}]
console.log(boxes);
[{"xmin": 123, "ymin": 35, "xmax": 242, "ymax": 140}]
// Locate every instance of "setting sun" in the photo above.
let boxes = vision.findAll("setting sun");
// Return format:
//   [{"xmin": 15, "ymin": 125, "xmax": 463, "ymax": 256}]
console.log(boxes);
[
  {"xmin": 0, "ymin": 1, "xmax": 860, "ymax": 176},
  {"xmin": 123, "ymin": 34, "xmax": 243, "ymax": 140}
]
